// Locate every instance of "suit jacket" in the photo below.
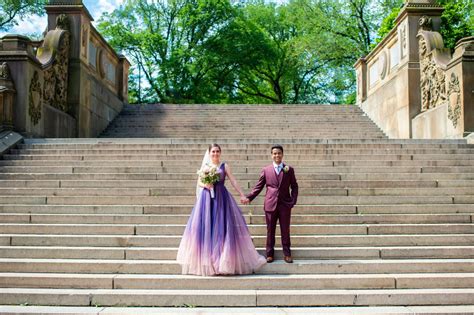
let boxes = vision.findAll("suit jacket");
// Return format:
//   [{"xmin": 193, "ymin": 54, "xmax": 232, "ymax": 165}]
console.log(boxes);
[{"xmin": 247, "ymin": 163, "xmax": 298, "ymax": 212}]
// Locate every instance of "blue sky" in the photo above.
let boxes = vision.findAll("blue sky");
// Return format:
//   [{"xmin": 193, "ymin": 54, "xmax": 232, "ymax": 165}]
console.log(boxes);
[
  {"xmin": 2, "ymin": 0, "xmax": 287, "ymax": 37},
  {"xmin": 1, "ymin": 0, "xmax": 124, "ymax": 36}
]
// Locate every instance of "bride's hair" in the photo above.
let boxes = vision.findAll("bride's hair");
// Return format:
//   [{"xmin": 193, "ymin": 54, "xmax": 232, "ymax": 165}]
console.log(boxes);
[{"xmin": 209, "ymin": 143, "xmax": 221, "ymax": 152}]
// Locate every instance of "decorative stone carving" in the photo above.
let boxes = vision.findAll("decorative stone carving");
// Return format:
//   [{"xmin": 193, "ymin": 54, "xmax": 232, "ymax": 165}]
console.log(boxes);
[
  {"xmin": 417, "ymin": 16, "xmax": 451, "ymax": 112},
  {"xmin": 39, "ymin": 14, "xmax": 70, "ymax": 112},
  {"xmin": 43, "ymin": 33, "xmax": 70, "ymax": 111},
  {"xmin": 405, "ymin": 0, "xmax": 441, "ymax": 7},
  {"xmin": 0, "ymin": 63, "xmax": 12, "ymax": 80},
  {"xmin": 378, "ymin": 51, "xmax": 388, "ymax": 80},
  {"xmin": 357, "ymin": 70, "xmax": 362, "ymax": 97},
  {"xmin": 447, "ymin": 73, "xmax": 461, "ymax": 128},
  {"xmin": 29, "ymin": 71, "xmax": 42, "ymax": 125},
  {"xmin": 0, "ymin": 62, "xmax": 16, "ymax": 130},
  {"xmin": 56, "ymin": 14, "xmax": 70, "ymax": 31},
  {"xmin": 419, "ymin": 15, "xmax": 432, "ymax": 31},
  {"xmin": 81, "ymin": 24, "xmax": 89, "ymax": 58},
  {"xmin": 400, "ymin": 23, "xmax": 407, "ymax": 57}
]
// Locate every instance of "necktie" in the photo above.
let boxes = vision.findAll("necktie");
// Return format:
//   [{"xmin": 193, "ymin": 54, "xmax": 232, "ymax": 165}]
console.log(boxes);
[{"xmin": 275, "ymin": 165, "xmax": 282, "ymax": 175}]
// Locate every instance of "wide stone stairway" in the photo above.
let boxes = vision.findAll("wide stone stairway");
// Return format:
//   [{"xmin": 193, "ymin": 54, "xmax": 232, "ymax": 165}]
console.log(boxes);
[{"xmin": 0, "ymin": 104, "xmax": 474, "ymax": 308}]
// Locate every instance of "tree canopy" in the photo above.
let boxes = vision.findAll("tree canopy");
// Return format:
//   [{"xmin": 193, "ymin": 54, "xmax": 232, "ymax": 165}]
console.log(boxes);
[{"xmin": 0, "ymin": 0, "xmax": 46, "ymax": 31}]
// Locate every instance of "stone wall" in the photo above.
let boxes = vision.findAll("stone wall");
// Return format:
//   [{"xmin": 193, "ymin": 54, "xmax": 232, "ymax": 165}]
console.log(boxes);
[
  {"xmin": 0, "ymin": 0, "xmax": 130, "ymax": 138},
  {"xmin": 354, "ymin": 0, "xmax": 473, "ymax": 139}
]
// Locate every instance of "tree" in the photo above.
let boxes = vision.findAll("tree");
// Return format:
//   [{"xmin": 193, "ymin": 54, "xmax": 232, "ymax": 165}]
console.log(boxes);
[
  {"xmin": 98, "ymin": 0, "xmax": 410, "ymax": 104},
  {"xmin": 437, "ymin": 0, "xmax": 473, "ymax": 49},
  {"xmin": 98, "ymin": 0, "xmax": 235, "ymax": 104},
  {"xmin": 375, "ymin": 0, "xmax": 473, "ymax": 50},
  {"xmin": 0, "ymin": 0, "xmax": 46, "ymax": 31}
]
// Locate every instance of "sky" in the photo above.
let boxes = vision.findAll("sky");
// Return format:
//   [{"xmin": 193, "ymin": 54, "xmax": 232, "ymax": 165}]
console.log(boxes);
[
  {"xmin": 1, "ymin": 0, "xmax": 287, "ymax": 37},
  {"xmin": 1, "ymin": 0, "xmax": 125, "ymax": 36}
]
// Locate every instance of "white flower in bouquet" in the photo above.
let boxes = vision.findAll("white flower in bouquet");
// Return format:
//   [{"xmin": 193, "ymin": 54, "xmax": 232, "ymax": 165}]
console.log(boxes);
[{"xmin": 197, "ymin": 164, "xmax": 220, "ymax": 198}]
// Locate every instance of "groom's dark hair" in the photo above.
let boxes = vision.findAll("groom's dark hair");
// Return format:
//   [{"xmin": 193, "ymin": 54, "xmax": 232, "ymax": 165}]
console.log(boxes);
[{"xmin": 271, "ymin": 145, "xmax": 284, "ymax": 153}]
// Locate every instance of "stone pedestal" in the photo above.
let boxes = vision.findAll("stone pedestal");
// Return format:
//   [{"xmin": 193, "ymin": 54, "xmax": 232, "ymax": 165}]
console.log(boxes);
[{"xmin": 0, "ymin": 0, "xmax": 130, "ymax": 138}]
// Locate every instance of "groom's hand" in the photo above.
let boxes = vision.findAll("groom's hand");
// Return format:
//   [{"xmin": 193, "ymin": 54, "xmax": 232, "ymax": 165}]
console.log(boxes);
[{"xmin": 240, "ymin": 196, "xmax": 250, "ymax": 205}]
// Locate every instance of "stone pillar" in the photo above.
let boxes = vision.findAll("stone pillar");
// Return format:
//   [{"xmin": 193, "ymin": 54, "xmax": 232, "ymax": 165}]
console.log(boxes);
[
  {"xmin": 45, "ymin": 0, "xmax": 94, "ymax": 121},
  {"xmin": 354, "ymin": 0, "xmax": 446, "ymax": 138},
  {"xmin": 118, "ymin": 55, "xmax": 131, "ymax": 102},
  {"xmin": 394, "ymin": 0, "xmax": 444, "ymax": 132},
  {"xmin": 0, "ymin": 63, "xmax": 16, "ymax": 131},
  {"xmin": 44, "ymin": 0, "xmax": 129, "ymax": 137},
  {"xmin": 0, "ymin": 35, "xmax": 44, "ymax": 136},
  {"xmin": 354, "ymin": 58, "xmax": 367, "ymax": 104},
  {"xmin": 447, "ymin": 37, "xmax": 474, "ymax": 137}
]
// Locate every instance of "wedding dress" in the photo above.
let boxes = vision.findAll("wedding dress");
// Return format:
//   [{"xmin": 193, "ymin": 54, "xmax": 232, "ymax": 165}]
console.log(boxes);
[{"xmin": 176, "ymin": 163, "xmax": 266, "ymax": 275}]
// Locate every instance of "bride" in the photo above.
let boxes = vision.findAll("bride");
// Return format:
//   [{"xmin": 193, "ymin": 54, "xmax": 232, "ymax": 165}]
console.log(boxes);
[{"xmin": 176, "ymin": 143, "xmax": 266, "ymax": 276}]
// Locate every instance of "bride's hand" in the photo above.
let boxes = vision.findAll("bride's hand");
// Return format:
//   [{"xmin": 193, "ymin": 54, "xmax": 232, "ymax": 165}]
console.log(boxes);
[{"xmin": 204, "ymin": 183, "xmax": 213, "ymax": 190}]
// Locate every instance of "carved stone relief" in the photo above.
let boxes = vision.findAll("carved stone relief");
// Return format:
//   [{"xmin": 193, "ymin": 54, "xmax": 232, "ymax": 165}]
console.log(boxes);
[
  {"xmin": 378, "ymin": 51, "xmax": 388, "ymax": 80},
  {"xmin": 357, "ymin": 70, "xmax": 362, "ymax": 97},
  {"xmin": 447, "ymin": 73, "xmax": 461, "ymax": 128},
  {"xmin": 56, "ymin": 14, "xmax": 70, "ymax": 31},
  {"xmin": 400, "ymin": 22, "xmax": 407, "ymax": 58},
  {"xmin": 42, "ymin": 30, "xmax": 70, "ymax": 112},
  {"xmin": 0, "ymin": 63, "xmax": 11, "ymax": 80},
  {"xmin": 29, "ymin": 71, "xmax": 42, "ymax": 125},
  {"xmin": 81, "ymin": 24, "xmax": 89, "ymax": 58},
  {"xmin": 418, "ymin": 16, "xmax": 449, "ymax": 112}
]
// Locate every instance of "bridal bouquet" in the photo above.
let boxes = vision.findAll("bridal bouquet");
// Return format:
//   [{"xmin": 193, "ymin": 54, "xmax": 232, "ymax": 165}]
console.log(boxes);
[{"xmin": 197, "ymin": 164, "xmax": 220, "ymax": 198}]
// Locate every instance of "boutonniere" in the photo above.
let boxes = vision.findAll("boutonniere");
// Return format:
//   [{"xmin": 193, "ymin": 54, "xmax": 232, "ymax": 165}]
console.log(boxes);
[{"xmin": 282, "ymin": 165, "xmax": 290, "ymax": 173}]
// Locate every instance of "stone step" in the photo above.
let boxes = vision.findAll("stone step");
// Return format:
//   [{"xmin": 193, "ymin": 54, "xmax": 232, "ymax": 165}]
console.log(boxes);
[
  {"xmin": 0, "ymin": 187, "xmax": 472, "ymax": 197},
  {"xmin": 1, "ymin": 246, "xmax": 473, "ymax": 260},
  {"xmin": 0, "ymin": 179, "xmax": 472, "ymax": 189},
  {"xmin": 1, "ymin": 204, "xmax": 473, "ymax": 215},
  {"xmin": 1, "ymin": 172, "xmax": 474, "ymax": 182},
  {"xmin": 1, "ymin": 305, "xmax": 474, "ymax": 315},
  {"xmin": 4, "ymin": 234, "xmax": 474, "ymax": 247},
  {"xmin": 1, "ymin": 273, "xmax": 474, "ymax": 290},
  {"xmin": 19, "ymin": 140, "xmax": 469, "ymax": 148},
  {"xmin": 21, "ymin": 195, "xmax": 467, "ymax": 205},
  {"xmin": 0, "ymin": 286, "xmax": 472, "ymax": 307},
  {"xmin": 0, "ymin": 223, "xmax": 472, "ymax": 235},
  {"xmin": 3, "ymin": 159, "xmax": 474, "ymax": 168},
  {"xmin": 0, "ymin": 258, "xmax": 473, "ymax": 274},
  {"xmin": 3, "ymin": 165, "xmax": 474, "ymax": 174},
  {"xmin": 12, "ymin": 148, "xmax": 474, "ymax": 155},
  {"xmin": 1, "ymin": 213, "xmax": 471, "ymax": 224},
  {"xmin": 4, "ymin": 179, "xmax": 470, "ymax": 189}
]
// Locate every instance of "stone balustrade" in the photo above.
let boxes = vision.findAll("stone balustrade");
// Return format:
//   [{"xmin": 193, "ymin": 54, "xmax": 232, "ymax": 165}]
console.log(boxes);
[
  {"xmin": 0, "ymin": 0, "xmax": 130, "ymax": 138},
  {"xmin": 355, "ymin": 0, "xmax": 473, "ymax": 139}
]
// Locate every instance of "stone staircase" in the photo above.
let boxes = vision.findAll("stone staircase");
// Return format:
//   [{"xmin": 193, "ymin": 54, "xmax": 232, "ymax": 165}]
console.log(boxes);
[
  {"xmin": 100, "ymin": 104, "xmax": 387, "ymax": 139},
  {"xmin": 0, "ymin": 104, "xmax": 473, "ymax": 307}
]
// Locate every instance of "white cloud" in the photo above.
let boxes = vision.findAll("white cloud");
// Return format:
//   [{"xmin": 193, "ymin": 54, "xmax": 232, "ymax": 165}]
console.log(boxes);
[
  {"xmin": 0, "ymin": 0, "xmax": 124, "ymax": 37},
  {"xmin": 0, "ymin": 14, "xmax": 47, "ymax": 37},
  {"xmin": 85, "ymin": 0, "xmax": 124, "ymax": 21}
]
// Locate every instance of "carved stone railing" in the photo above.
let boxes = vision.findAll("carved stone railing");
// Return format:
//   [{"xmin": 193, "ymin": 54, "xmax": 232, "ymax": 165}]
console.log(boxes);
[
  {"xmin": 412, "ymin": 18, "xmax": 473, "ymax": 138},
  {"xmin": 354, "ymin": 0, "xmax": 473, "ymax": 139},
  {"xmin": 0, "ymin": 0, "xmax": 130, "ymax": 138}
]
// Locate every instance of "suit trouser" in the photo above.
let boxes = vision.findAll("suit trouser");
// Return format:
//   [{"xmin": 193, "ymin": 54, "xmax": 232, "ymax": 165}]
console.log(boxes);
[{"xmin": 265, "ymin": 205, "xmax": 291, "ymax": 257}]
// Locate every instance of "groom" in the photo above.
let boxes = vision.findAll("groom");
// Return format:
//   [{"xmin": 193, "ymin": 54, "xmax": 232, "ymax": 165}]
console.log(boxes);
[{"xmin": 243, "ymin": 145, "xmax": 298, "ymax": 263}]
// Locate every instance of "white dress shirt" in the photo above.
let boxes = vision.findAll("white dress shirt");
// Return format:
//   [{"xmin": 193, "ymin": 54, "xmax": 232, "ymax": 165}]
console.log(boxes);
[{"xmin": 273, "ymin": 162, "xmax": 283, "ymax": 175}]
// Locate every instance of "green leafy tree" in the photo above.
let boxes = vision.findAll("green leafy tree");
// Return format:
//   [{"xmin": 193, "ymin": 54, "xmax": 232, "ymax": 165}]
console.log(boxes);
[
  {"xmin": 375, "ymin": 0, "xmax": 473, "ymax": 50},
  {"xmin": 98, "ymin": 0, "xmax": 235, "ymax": 104},
  {"xmin": 437, "ymin": 0, "xmax": 473, "ymax": 49},
  {"xmin": 0, "ymin": 0, "xmax": 46, "ymax": 31}
]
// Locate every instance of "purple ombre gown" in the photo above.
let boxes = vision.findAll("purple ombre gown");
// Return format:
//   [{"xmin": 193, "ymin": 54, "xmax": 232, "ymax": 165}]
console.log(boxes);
[{"xmin": 177, "ymin": 163, "xmax": 266, "ymax": 276}]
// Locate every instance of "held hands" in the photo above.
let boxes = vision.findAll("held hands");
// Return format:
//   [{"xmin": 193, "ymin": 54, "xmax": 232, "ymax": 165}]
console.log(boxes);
[{"xmin": 240, "ymin": 195, "xmax": 250, "ymax": 205}]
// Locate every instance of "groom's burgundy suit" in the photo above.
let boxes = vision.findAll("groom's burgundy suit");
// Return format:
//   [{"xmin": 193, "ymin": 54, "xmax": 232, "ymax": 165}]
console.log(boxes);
[{"xmin": 247, "ymin": 164, "xmax": 298, "ymax": 257}]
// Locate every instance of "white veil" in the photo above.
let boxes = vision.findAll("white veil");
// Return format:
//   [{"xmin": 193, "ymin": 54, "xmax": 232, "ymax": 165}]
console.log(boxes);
[{"xmin": 196, "ymin": 148, "xmax": 210, "ymax": 198}]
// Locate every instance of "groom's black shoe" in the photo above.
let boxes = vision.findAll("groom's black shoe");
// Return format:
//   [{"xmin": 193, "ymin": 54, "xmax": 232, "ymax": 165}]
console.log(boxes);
[
  {"xmin": 284, "ymin": 256, "xmax": 293, "ymax": 263},
  {"xmin": 266, "ymin": 256, "xmax": 274, "ymax": 263}
]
